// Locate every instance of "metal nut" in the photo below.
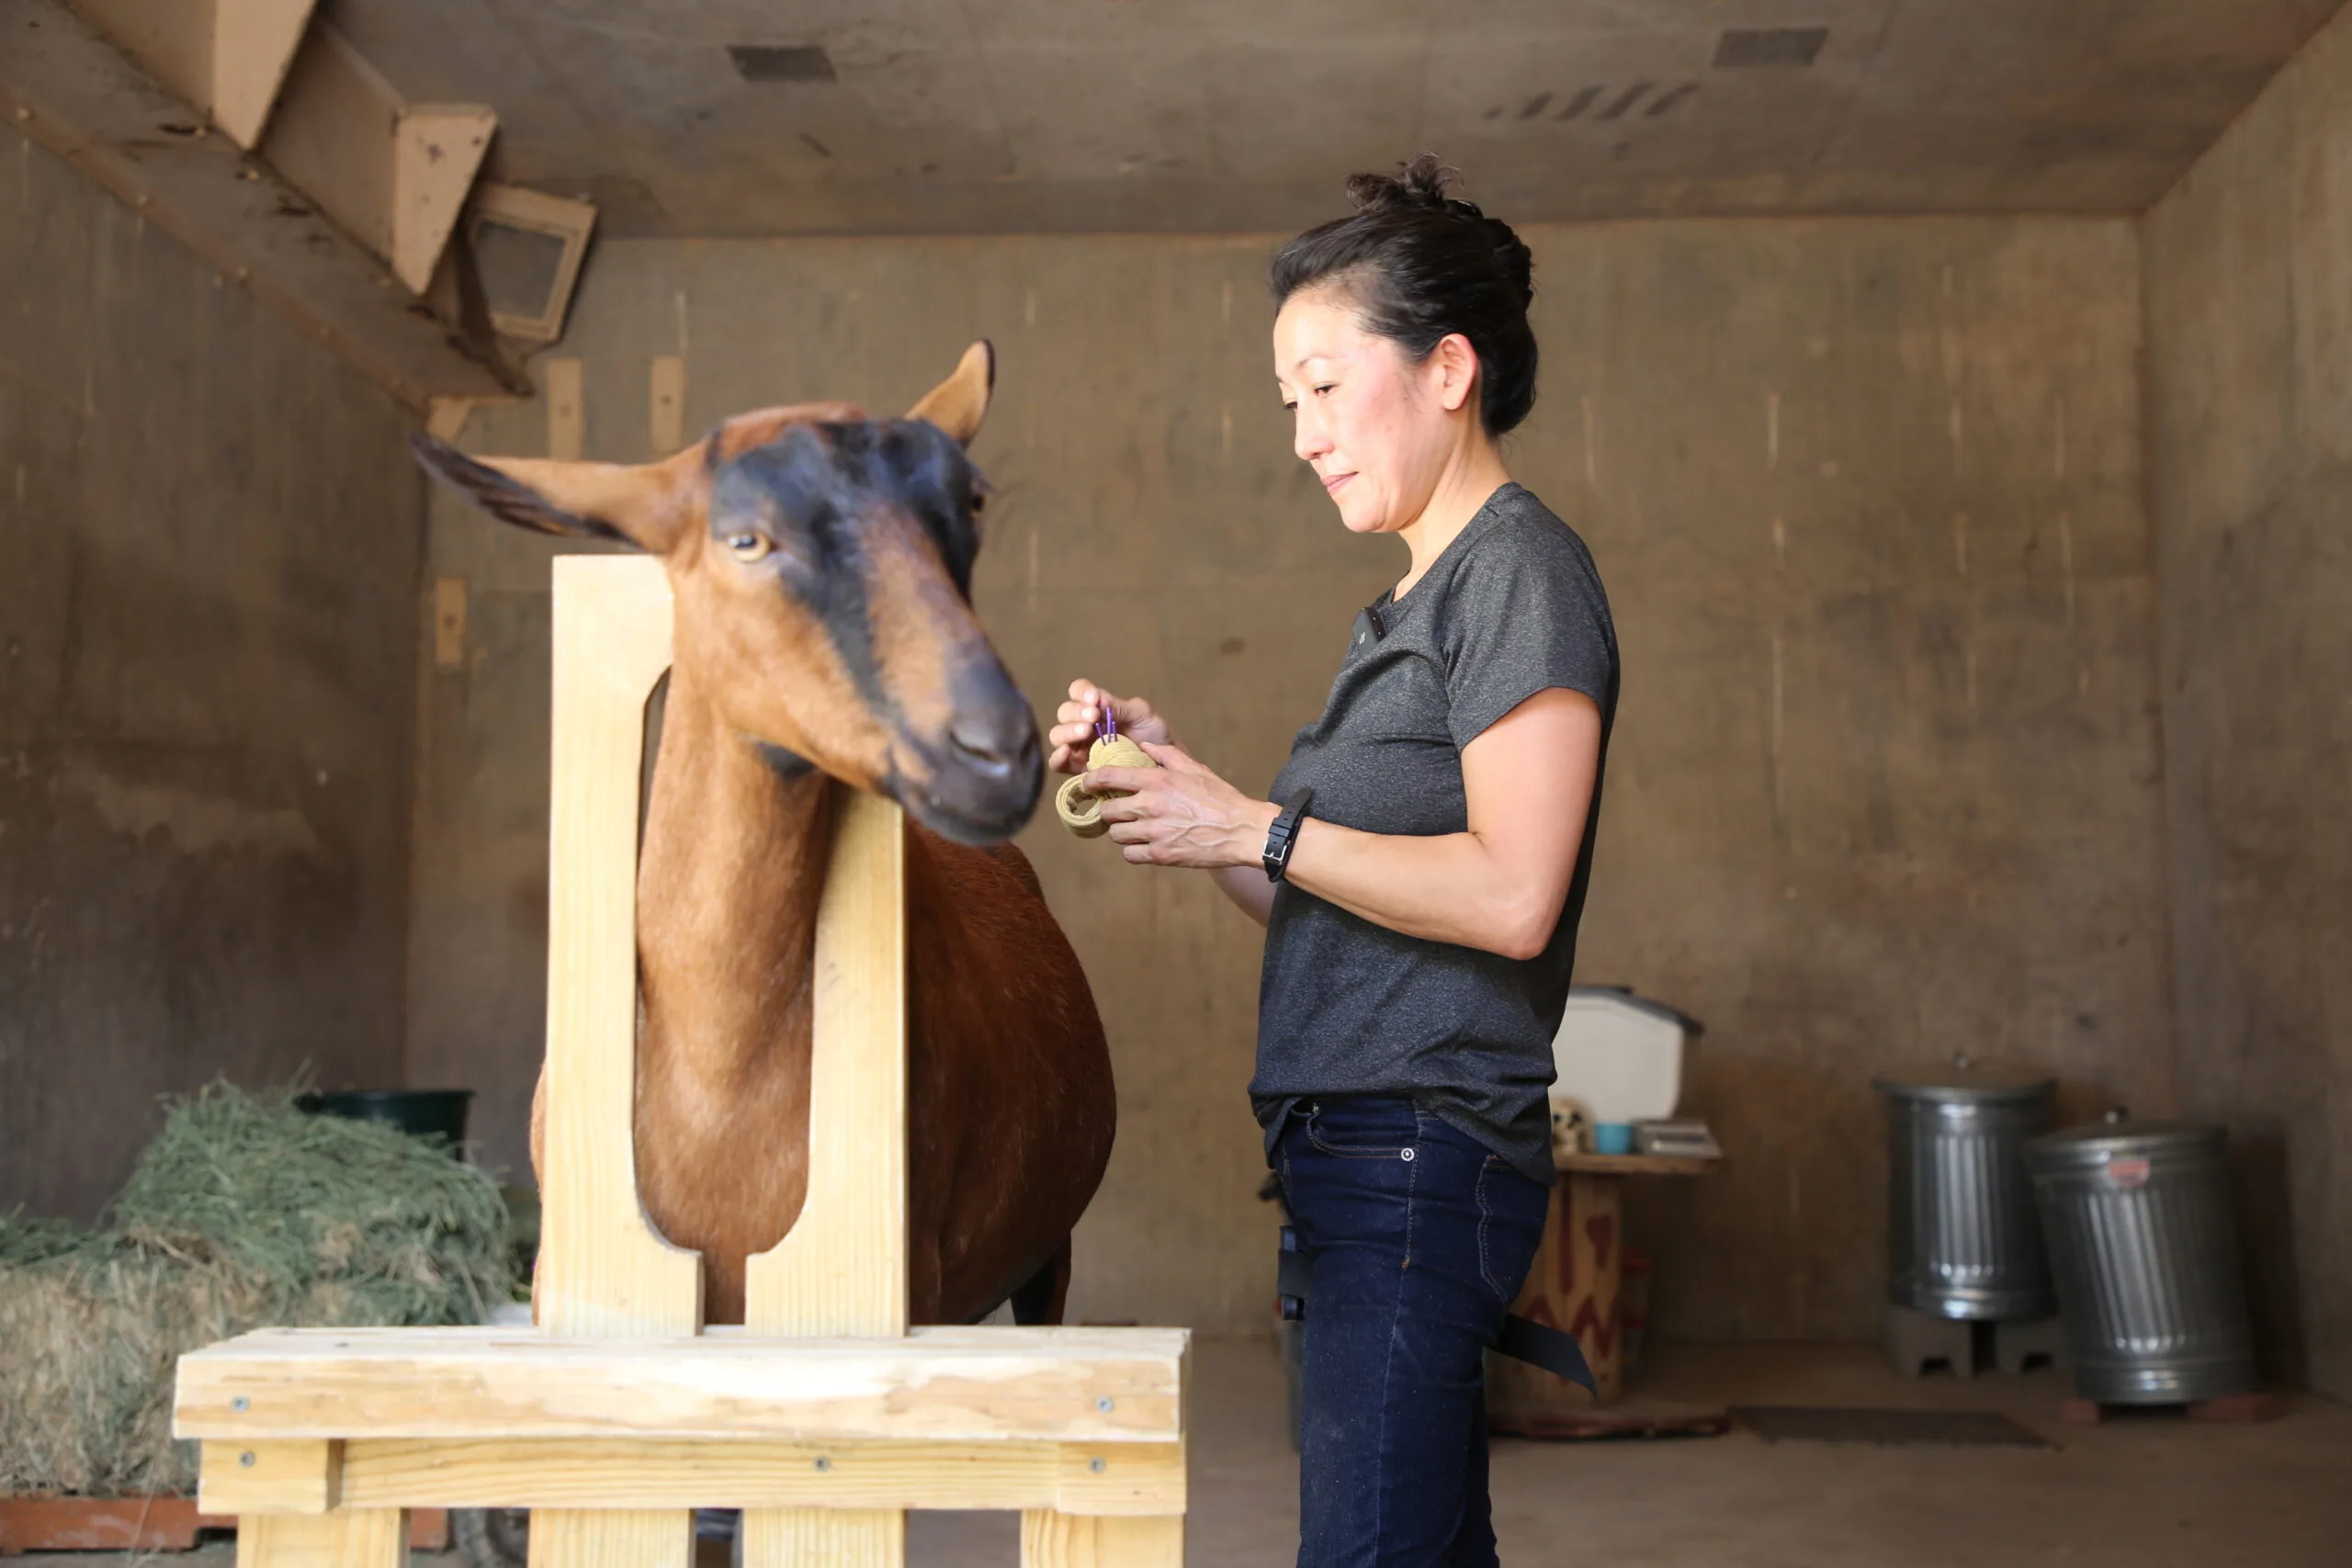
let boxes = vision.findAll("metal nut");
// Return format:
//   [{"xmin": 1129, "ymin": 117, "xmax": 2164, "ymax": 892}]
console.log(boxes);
[
  {"xmin": 1095, "ymin": 1396, "xmax": 1114, "ymax": 1413},
  {"xmin": 812, "ymin": 1456, "xmax": 831, "ymax": 1472},
  {"xmin": 239, "ymin": 1452, "xmax": 256, "ymax": 1468},
  {"xmin": 231, "ymin": 1396, "xmax": 250, "ymax": 1413},
  {"xmin": 1089, "ymin": 1458, "xmax": 1106, "ymax": 1473}
]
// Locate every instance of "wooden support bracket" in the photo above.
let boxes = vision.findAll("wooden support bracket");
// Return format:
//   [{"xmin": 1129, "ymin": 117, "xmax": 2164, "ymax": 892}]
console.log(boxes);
[
  {"xmin": 69, "ymin": 0, "xmax": 316, "ymax": 147},
  {"xmin": 4, "ymin": 0, "xmax": 526, "ymax": 407}
]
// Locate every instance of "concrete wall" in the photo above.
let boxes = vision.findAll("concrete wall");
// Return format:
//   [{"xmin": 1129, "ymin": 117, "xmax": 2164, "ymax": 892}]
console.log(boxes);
[
  {"xmin": 413, "ymin": 217, "xmax": 2163, "ymax": 1339},
  {"xmin": 2144, "ymin": 7, "xmax": 2352, "ymax": 1398},
  {"xmin": 0, "ymin": 126, "xmax": 424, "ymax": 1223}
]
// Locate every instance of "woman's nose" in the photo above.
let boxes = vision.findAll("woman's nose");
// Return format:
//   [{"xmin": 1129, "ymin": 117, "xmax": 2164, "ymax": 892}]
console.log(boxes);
[{"xmin": 1293, "ymin": 409, "xmax": 1332, "ymax": 463}]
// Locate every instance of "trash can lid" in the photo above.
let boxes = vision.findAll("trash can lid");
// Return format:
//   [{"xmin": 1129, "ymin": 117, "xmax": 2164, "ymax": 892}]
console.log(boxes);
[
  {"xmin": 2026, "ymin": 1109, "xmax": 2224, "ymax": 1168},
  {"xmin": 1871, "ymin": 1055, "xmax": 2053, "ymax": 1103}
]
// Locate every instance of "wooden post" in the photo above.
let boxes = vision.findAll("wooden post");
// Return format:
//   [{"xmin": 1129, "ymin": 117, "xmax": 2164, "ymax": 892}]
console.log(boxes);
[
  {"xmin": 741, "ymin": 785, "xmax": 909, "ymax": 1567},
  {"xmin": 530, "ymin": 558, "xmax": 697, "ymax": 1568}
]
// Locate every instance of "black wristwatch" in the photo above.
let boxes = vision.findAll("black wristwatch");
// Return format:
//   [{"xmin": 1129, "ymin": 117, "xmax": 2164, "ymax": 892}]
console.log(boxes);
[{"xmin": 1262, "ymin": 787, "xmax": 1314, "ymax": 883}]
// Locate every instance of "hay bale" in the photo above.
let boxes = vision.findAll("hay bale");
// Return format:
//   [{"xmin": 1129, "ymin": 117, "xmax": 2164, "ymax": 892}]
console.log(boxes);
[{"xmin": 0, "ymin": 1085, "xmax": 517, "ymax": 1496}]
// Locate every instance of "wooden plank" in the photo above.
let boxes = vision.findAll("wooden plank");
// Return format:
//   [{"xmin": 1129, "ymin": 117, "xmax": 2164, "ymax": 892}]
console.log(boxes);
[
  {"xmin": 1020, "ymin": 1513, "xmax": 1182, "ymax": 1568},
  {"xmin": 545, "ymin": 359, "xmax": 585, "ymax": 461},
  {"xmin": 209, "ymin": 0, "xmax": 314, "ymax": 147},
  {"xmin": 315, "ymin": 1437, "xmax": 1185, "ymax": 1515},
  {"xmin": 391, "ymin": 105, "xmax": 495, "ymax": 292},
  {"xmin": 741, "ymin": 1509, "xmax": 900, "ymax": 1568},
  {"xmin": 741, "ymin": 782, "xmax": 910, "ymax": 1566},
  {"xmin": 255, "ymin": 22, "xmax": 398, "ymax": 257},
  {"xmin": 197, "ymin": 1439, "xmax": 339, "ymax": 1514},
  {"xmin": 743, "ymin": 787, "xmax": 909, "ymax": 1339},
  {"xmin": 175, "ymin": 1327, "xmax": 1189, "ymax": 1444},
  {"xmin": 526, "ymin": 1510, "xmax": 688, "ymax": 1568},
  {"xmin": 650, "ymin": 355, "xmax": 686, "ymax": 455},
  {"xmin": 433, "ymin": 576, "xmax": 469, "ymax": 671},
  {"xmin": 234, "ymin": 1510, "xmax": 402, "ymax": 1568},
  {"xmin": 0, "ymin": 1495, "xmax": 204, "ymax": 1553},
  {"xmin": 0, "ymin": 0, "xmax": 526, "ymax": 408},
  {"xmin": 70, "ymin": 0, "xmax": 212, "ymax": 107},
  {"xmin": 536, "ymin": 556, "xmax": 699, "ymax": 1337},
  {"xmin": 1554, "ymin": 1152, "xmax": 1720, "ymax": 1175}
]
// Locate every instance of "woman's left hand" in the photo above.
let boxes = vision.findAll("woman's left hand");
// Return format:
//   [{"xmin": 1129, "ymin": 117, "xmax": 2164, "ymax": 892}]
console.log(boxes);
[{"xmin": 1087, "ymin": 743, "xmax": 1280, "ymax": 869}]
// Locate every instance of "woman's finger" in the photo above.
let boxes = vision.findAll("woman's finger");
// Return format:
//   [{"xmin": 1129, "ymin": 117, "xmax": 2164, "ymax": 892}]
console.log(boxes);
[{"xmin": 1081, "ymin": 765, "xmax": 1156, "ymax": 795}]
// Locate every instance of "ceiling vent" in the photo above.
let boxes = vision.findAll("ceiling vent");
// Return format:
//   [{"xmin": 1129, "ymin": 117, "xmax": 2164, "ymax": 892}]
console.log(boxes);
[
  {"xmin": 729, "ymin": 45, "xmax": 836, "ymax": 83},
  {"xmin": 1713, "ymin": 28, "xmax": 1828, "ymax": 68}
]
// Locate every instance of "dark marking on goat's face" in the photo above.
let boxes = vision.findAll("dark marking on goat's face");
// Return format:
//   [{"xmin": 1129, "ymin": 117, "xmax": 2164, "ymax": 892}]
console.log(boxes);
[
  {"xmin": 409, "ymin": 344, "xmax": 1030, "ymax": 842},
  {"xmin": 673, "ymin": 412, "xmax": 1036, "ymax": 843}
]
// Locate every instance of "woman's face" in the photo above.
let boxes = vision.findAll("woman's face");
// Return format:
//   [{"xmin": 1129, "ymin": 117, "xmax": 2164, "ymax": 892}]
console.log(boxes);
[{"xmin": 1273, "ymin": 284, "xmax": 1472, "ymax": 536}]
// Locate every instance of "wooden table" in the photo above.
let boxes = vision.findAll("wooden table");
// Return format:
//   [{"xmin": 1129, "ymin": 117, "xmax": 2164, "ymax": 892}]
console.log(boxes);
[{"xmin": 1486, "ymin": 1149, "xmax": 1721, "ymax": 1439}]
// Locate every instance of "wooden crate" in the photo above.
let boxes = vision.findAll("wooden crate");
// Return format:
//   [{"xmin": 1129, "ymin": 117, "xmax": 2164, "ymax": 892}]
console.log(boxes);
[{"xmin": 172, "ymin": 558, "xmax": 1185, "ymax": 1568}]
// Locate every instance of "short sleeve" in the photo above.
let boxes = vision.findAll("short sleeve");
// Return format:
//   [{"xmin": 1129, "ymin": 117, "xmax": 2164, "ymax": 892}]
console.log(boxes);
[{"xmin": 1441, "ymin": 520, "xmax": 1617, "ymax": 750}]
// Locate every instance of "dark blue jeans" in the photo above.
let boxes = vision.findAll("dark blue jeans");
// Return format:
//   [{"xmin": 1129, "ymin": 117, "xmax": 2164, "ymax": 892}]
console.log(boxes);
[{"xmin": 1275, "ymin": 1096, "xmax": 1553, "ymax": 1568}]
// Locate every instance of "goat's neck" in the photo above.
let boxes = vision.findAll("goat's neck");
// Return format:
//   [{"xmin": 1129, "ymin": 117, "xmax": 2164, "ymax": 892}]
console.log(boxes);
[{"xmin": 634, "ymin": 671, "xmax": 832, "ymax": 1084}]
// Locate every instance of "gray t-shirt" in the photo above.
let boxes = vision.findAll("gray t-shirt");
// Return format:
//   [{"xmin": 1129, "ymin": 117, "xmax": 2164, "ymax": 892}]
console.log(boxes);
[{"xmin": 1251, "ymin": 483, "xmax": 1619, "ymax": 1184}]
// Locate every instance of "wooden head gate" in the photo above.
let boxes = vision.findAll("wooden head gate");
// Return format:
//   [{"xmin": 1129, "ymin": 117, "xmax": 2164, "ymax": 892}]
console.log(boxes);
[{"xmin": 175, "ymin": 558, "xmax": 1189, "ymax": 1568}]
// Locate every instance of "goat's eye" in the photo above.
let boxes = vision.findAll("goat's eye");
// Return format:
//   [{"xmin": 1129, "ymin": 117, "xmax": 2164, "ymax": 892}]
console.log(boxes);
[
  {"xmin": 968, "ymin": 490, "xmax": 987, "ymax": 515},
  {"xmin": 727, "ymin": 532, "xmax": 774, "ymax": 563}
]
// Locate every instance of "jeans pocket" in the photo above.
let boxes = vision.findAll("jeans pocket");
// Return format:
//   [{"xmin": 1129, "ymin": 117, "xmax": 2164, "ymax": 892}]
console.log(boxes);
[
  {"xmin": 1475, "ymin": 1157, "xmax": 1546, "ymax": 1306},
  {"xmin": 1303, "ymin": 1098, "xmax": 1420, "ymax": 1158}
]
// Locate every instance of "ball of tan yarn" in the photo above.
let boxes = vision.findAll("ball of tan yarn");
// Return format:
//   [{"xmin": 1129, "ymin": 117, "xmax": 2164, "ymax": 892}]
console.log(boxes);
[{"xmin": 1056, "ymin": 735, "xmax": 1157, "ymax": 837}]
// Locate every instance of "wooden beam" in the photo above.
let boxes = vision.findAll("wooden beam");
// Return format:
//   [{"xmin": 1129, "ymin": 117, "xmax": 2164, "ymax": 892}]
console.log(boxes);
[
  {"xmin": 71, "ymin": 0, "xmax": 316, "ymax": 147},
  {"xmin": 234, "ymin": 1511, "xmax": 403, "ymax": 1568},
  {"xmin": 535, "ymin": 557, "xmax": 702, "ymax": 1337},
  {"xmin": 1019, "ymin": 1513, "xmax": 1184, "ymax": 1568},
  {"xmin": 301, "ymin": 1437, "xmax": 1186, "ymax": 1516},
  {"xmin": 209, "ymin": 0, "xmax": 312, "ymax": 146},
  {"xmin": 3, "ymin": 0, "xmax": 526, "ymax": 408},
  {"xmin": 392, "ymin": 105, "xmax": 494, "ymax": 292},
  {"xmin": 198, "ymin": 1440, "xmax": 340, "ymax": 1516},
  {"xmin": 526, "ymin": 1510, "xmax": 687, "ymax": 1568},
  {"xmin": 175, "ymin": 1326, "xmax": 1190, "ymax": 1445},
  {"xmin": 743, "ymin": 789, "xmax": 910, "ymax": 1339}
]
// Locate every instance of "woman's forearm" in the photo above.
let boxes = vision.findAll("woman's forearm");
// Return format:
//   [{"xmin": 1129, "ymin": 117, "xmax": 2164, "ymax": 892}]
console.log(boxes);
[
  {"xmin": 1212, "ymin": 863, "xmax": 1278, "ymax": 927},
  {"xmin": 1282, "ymin": 819, "xmax": 1564, "ymax": 959}
]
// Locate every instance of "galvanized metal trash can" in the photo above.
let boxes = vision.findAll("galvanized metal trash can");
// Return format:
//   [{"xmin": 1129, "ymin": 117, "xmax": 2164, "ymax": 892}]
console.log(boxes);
[
  {"xmin": 2026, "ymin": 1112, "xmax": 2256, "ymax": 1404},
  {"xmin": 1872, "ymin": 1056, "xmax": 2056, "ymax": 1320}
]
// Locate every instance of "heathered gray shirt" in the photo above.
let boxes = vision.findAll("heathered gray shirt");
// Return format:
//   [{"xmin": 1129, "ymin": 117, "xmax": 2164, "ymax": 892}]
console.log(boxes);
[{"xmin": 1252, "ymin": 483, "xmax": 1618, "ymax": 1185}]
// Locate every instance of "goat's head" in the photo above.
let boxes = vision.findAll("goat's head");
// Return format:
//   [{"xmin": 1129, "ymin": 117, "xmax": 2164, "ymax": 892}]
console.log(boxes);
[{"xmin": 412, "ymin": 343, "xmax": 1041, "ymax": 843}]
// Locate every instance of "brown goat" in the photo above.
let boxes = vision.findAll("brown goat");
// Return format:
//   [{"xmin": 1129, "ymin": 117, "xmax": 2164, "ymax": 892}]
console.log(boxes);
[{"xmin": 413, "ymin": 345, "xmax": 1114, "ymax": 1325}]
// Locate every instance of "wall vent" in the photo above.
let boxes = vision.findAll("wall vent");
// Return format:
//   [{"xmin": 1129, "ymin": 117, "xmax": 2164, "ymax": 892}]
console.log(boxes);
[
  {"xmin": 1713, "ymin": 28, "xmax": 1828, "ymax": 68},
  {"xmin": 728, "ymin": 45, "xmax": 836, "ymax": 83}
]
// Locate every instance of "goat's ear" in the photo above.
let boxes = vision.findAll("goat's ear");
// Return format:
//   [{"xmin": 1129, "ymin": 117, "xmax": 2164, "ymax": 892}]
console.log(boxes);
[
  {"xmin": 409, "ymin": 434, "xmax": 697, "ymax": 553},
  {"xmin": 907, "ymin": 340, "xmax": 994, "ymax": 446}
]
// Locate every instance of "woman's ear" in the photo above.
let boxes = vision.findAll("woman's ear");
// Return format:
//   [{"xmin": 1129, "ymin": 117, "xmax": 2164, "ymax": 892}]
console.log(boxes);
[{"xmin": 1430, "ymin": 333, "xmax": 1483, "ymax": 415}]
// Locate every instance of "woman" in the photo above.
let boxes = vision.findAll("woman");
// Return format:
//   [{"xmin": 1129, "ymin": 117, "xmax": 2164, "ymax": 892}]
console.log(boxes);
[{"xmin": 1050, "ymin": 155, "xmax": 1618, "ymax": 1568}]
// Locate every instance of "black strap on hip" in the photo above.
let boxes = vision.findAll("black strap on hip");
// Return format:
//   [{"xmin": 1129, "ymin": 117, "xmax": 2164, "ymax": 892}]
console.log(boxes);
[{"xmin": 1276, "ymin": 1229, "xmax": 1596, "ymax": 1394}]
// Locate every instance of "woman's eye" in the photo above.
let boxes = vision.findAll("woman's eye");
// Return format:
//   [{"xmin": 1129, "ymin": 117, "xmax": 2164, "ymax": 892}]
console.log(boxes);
[
  {"xmin": 1314, "ymin": 384, "xmax": 1335, "ymax": 396},
  {"xmin": 728, "ymin": 533, "xmax": 774, "ymax": 562}
]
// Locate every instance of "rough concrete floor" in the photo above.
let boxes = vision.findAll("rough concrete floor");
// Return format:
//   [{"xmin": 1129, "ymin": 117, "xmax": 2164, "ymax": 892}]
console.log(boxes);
[{"xmin": 18, "ymin": 1338, "xmax": 2347, "ymax": 1567}]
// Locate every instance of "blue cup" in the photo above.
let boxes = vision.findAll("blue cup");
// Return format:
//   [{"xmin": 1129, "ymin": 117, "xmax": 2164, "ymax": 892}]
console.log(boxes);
[{"xmin": 1593, "ymin": 1122, "xmax": 1636, "ymax": 1156}]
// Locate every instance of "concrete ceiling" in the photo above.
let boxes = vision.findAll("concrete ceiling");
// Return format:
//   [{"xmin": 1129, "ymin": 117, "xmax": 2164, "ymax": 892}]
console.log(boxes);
[{"xmin": 323, "ymin": 1, "xmax": 2344, "ymax": 236}]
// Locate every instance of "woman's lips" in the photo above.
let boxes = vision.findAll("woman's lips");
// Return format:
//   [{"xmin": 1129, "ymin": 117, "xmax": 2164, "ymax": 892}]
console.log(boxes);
[{"xmin": 1322, "ymin": 472, "xmax": 1354, "ymax": 493}]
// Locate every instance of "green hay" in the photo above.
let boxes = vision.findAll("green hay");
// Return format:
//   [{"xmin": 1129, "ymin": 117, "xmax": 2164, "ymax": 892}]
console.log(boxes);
[{"xmin": 0, "ymin": 1084, "xmax": 517, "ymax": 1496}]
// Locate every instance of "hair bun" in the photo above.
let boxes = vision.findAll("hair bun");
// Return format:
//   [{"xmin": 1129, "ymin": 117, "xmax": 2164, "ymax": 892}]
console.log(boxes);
[
  {"xmin": 1344, "ymin": 154, "xmax": 1532, "ymax": 310},
  {"xmin": 1344, "ymin": 152, "xmax": 1459, "ymax": 214},
  {"xmin": 1483, "ymin": 216, "xmax": 1535, "ymax": 310}
]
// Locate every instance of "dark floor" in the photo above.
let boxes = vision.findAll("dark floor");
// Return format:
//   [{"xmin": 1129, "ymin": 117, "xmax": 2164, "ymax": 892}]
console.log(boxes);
[{"xmin": 18, "ymin": 1338, "xmax": 2349, "ymax": 1566}]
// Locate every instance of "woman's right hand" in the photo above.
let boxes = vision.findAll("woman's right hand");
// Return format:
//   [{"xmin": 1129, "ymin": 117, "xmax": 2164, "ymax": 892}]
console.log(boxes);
[{"xmin": 1048, "ymin": 680, "xmax": 1178, "ymax": 775}]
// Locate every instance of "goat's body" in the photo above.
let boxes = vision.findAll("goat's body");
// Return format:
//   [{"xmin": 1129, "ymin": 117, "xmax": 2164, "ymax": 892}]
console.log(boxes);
[{"xmin": 534, "ymin": 672, "xmax": 1113, "ymax": 1325}]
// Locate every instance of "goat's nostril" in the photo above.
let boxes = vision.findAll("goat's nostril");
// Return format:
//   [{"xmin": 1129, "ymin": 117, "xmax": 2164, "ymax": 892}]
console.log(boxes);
[{"xmin": 948, "ymin": 716, "xmax": 1035, "ymax": 775}]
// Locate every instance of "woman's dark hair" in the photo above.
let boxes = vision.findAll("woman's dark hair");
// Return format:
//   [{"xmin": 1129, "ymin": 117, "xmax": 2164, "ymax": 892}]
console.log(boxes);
[{"xmin": 1269, "ymin": 154, "xmax": 1538, "ymax": 437}]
